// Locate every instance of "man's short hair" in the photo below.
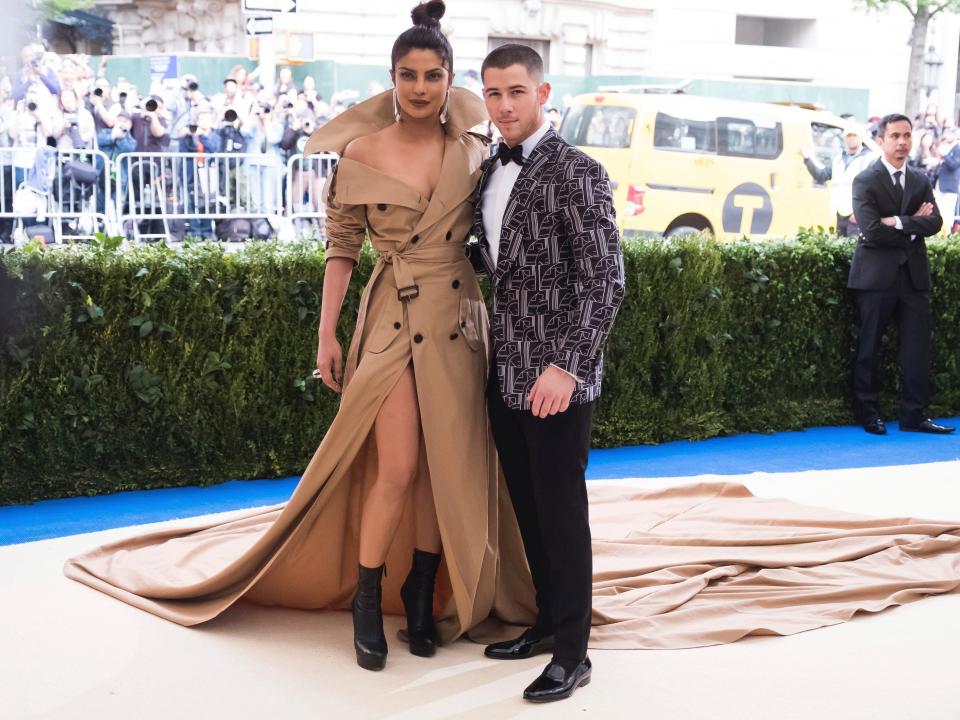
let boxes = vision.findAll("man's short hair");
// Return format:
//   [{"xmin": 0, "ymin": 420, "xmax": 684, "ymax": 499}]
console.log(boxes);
[
  {"xmin": 481, "ymin": 43, "xmax": 544, "ymax": 82},
  {"xmin": 877, "ymin": 113, "xmax": 912, "ymax": 137}
]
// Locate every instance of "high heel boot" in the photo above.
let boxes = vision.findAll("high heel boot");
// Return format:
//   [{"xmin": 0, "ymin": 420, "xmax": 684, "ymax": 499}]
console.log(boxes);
[
  {"xmin": 352, "ymin": 563, "xmax": 387, "ymax": 671},
  {"xmin": 400, "ymin": 548, "xmax": 441, "ymax": 657}
]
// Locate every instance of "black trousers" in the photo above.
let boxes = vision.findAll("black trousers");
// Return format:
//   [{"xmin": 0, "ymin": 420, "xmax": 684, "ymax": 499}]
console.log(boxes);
[
  {"xmin": 487, "ymin": 368, "xmax": 594, "ymax": 663},
  {"xmin": 853, "ymin": 264, "xmax": 932, "ymax": 425}
]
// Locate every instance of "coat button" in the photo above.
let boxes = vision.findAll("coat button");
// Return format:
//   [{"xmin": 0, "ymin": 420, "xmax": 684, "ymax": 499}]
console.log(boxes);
[
  {"xmin": 449, "ymin": 333, "xmax": 458, "ymax": 340},
  {"xmin": 452, "ymin": 279, "xmax": 460, "ymax": 289},
  {"xmin": 414, "ymin": 333, "xmax": 423, "ymax": 343},
  {"xmin": 411, "ymin": 234, "xmax": 420, "ymax": 243},
  {"xmin": 445, "ymin": 231, "xmax": 452, "ymax": 240},
  {"xmin": 377, "ymin": 203, "xmax": 386, "ymax": 211},
  {"xmin": 393, "ymin": 322, "xmax": 401, "ymax": 329}
]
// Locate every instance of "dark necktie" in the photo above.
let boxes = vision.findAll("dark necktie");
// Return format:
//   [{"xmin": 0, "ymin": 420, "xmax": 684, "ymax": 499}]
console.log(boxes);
[
  {"xmin": 892, "ymin": 170, "xmax": 904, "ymax": 209},
  {"xmin": 892, "ymin": 170, "xmax": 908, "ymax": 264},
  {"xmin": 495, "ymin": 142, "xmax": 524, "ymax": 167}
]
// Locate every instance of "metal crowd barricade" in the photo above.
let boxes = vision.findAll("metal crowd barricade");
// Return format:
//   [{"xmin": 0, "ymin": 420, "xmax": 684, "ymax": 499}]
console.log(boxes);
[
  {"xmin": 113, "ymin": 151, "xmax": 287, "ymax": 243},
  {"xmin": 285, "ymin": 152, "xmax": 338, "ymax": 239},
  {"xmin": 0, "ymin": 147, "xmax": 113, "ymax": 245}
]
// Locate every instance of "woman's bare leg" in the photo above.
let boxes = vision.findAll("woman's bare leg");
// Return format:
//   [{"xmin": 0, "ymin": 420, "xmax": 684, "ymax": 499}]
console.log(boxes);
[{"xmin": 358, "ymin": 364, "xmax": 421, "ymax": 567}]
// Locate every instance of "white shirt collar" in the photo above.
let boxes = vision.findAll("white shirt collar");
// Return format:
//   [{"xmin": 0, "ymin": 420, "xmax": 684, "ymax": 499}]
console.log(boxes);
[
  {"xmin": 879, "ymin": 155, "xmax": 907, "ymax": 179},
  {"xmin": 516, "ymin": 118, "xmax": 553, "ymax": 159}
]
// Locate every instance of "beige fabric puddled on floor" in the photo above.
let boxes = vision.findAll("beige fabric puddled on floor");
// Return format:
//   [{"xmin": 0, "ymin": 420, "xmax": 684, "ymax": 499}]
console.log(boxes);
[{"xmin": 584, "ymin": 481, "xmax": 960, "ymax": 649}]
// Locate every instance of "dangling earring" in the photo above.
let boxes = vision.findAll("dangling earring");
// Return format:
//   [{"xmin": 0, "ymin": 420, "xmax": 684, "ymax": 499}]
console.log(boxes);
[
  {"xmin": 393, "ymin": 89, "xmax": 402, "ymax": 123},
  {"xmin": 439, "ymin": 90, "xmax": 450, "ymax": 124}
]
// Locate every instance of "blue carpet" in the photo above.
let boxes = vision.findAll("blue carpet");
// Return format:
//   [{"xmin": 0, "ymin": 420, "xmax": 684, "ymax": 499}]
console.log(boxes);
[{"xmin": 2, "ymin": 417, "xmax": 958, "ymax": 547}]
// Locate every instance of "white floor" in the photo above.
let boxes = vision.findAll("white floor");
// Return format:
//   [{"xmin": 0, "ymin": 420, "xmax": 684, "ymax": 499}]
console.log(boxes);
[{"xmin": 2, "ymin": 462, "xmax": 959, "ymax": 720}]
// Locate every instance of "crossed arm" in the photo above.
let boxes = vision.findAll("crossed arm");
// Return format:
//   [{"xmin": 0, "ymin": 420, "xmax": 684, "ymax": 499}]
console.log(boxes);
[{"xmin": 852, "ymin": 175, "xmax": 942, "ymax": 247}]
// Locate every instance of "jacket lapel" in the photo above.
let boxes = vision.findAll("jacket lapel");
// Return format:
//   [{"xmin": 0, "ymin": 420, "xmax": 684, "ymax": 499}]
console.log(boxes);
[{"xmin": 492, "ymin": 129, "xmax": 561, "ymax": 285}]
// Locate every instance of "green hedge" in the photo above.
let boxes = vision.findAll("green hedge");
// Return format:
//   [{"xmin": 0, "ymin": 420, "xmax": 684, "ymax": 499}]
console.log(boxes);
[{"xmin": 2, "ymin": 231, "xmax": 959, "ymax": 504}]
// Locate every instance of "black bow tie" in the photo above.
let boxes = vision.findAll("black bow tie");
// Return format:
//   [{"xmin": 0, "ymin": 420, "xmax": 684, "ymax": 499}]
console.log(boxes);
[{"xmin": 495, "ymin": 142, "xmax": 524, "ymax": 167}]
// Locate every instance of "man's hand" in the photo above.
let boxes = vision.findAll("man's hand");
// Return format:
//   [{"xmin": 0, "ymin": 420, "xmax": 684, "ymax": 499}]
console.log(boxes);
[
  {"xmin": 880, "ymin": 216, "xmax": 898, "ymax": 227},
  {"xmin": 528, "ymin": 365, "xmax": 576, "ymax": 419},
  {"xmin": 913, "ymin": 202, "xmax": 934, "ymax": 217}
]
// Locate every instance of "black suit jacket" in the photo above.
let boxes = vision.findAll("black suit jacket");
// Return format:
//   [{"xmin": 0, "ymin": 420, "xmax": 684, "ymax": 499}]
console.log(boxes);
[
  {"xmin": 470, "ymin": 128, "xmax": 625, "ymax": 410},
  {"xmin": 848, "ymin": 159, "xmax": 942, "ymax": 291}
]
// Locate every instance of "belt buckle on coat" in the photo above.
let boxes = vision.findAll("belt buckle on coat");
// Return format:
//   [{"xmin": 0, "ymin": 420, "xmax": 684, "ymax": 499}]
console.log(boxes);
[{"xmin": 397, "ymin": 284, "xmax": 420, "ymax": 302}]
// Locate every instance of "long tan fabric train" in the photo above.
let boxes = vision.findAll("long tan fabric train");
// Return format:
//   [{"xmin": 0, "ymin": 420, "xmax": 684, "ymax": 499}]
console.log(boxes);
[
  {"xmin": 583, "ymin": 481, "xmax": 960, "ymax": 649},
  {"xmin": 63, "ymin": 88, "xmax": 538, "ymax": 641}
]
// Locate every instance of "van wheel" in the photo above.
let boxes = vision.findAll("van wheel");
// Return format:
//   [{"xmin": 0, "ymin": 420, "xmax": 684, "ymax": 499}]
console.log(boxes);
[
  {"xmin": 665, "ymin": 214, "xmax": 713, "ymax": 238},
  {"xmin": 665, "ymin": 225, "xmax": 702, "ymax": 237}
]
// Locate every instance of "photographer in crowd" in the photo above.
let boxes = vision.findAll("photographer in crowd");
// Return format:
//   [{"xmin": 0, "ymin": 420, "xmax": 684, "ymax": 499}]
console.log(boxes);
[
  {"xmin": 130, "ymin": 94, "xmax": 170, "ymax": 152},
  {"xmin": 241, "ymin": 99, "xmax": 284, "ymax": 215},
  {"xmin": 179, "ymin": 109, "xmax": 221, "ymax": 239},
  {"xmin": 53, "ymin": 88, "xmax": 95, "ymax": 151}
]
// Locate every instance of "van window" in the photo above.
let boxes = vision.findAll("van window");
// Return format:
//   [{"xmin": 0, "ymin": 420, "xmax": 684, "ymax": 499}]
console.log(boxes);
[
  {"xmin": 718, "ymin": 117, "xmax": 783, "ymax": 159},
  {"xmin": 654, "ymin": 113, "xmax": 717, "ymax": 153},
  {"xmin": 810, "ymin": 122, "xmax": 844, "ymax": 167},
  {"xmin": 560, "ymin": 105, "xmax": 635, "ymax": 148}
]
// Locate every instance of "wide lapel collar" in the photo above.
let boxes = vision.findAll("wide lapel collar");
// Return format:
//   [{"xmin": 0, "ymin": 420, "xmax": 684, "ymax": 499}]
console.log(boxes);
[
  {"xmin": 410, "ymin": 132, "xmax": 483, "ymax": 238},
  {"xmin": 492, "ymin": 128, "xmax": 562, "ymax": 285}
]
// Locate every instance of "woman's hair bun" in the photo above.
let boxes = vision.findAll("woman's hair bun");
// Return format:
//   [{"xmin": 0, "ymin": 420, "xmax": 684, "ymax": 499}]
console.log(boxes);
[{"xmin": 411, "ymin": 0, "xmax": 445, "ymax": 28}]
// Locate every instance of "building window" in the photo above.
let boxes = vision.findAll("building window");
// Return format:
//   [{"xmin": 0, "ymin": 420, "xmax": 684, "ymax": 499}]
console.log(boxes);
[
  {"xmin": 488, "ymin": 36, "xmax": 551, "ymax": 70},
  {"xmin": 735, "ymin": 16, "xmax": 816, "ymax": 49}
]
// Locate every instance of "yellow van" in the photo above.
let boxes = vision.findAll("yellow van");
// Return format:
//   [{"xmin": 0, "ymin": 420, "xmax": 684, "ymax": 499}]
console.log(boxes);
[{"xmin": 558, "ymin": 92, "xmax": 865, "ymax": 240}]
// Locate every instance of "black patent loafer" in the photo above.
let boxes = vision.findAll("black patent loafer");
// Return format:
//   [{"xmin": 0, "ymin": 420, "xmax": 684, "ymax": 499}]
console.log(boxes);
[
  {"xmin": 901, "ymin": 419, "xmax": 956, "ymax": 434},
  {"xmin": 484, "ymin": 630, "xmax": 555, "ymax": 660},
  {"xmin": 864, "ymin": 418, "xmax": 887, "ymax": 435},
  {"xmin": 523, "ymin": 658, "xmax": 592, "ymax": 703}
]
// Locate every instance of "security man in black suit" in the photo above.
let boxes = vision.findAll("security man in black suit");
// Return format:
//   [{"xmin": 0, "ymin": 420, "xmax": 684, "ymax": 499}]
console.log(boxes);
[{"xmin": 849, "ymin": 113, "xmax": 954, "ymax": 435}]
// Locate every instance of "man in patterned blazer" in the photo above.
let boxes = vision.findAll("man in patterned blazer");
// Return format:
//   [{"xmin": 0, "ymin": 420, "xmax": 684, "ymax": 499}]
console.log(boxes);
[{"xmin": 472, "ymin": 44, "xmax": 625, "ymax": 703}]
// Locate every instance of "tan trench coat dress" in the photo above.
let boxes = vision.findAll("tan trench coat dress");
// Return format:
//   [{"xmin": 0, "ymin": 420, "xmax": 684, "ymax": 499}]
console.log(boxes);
[{"xmin": 63, "ymin": 88, "xmax": 537, "ymax": 642}]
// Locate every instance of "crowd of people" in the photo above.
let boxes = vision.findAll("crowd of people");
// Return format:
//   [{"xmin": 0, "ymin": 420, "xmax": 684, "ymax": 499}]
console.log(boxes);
[
  {"xmin": 0, "ymin": 44, "xmax": 372, "ymax": 243},
  {"xmin": 905, "ymin": 103, "xmax": 960, "ymax": 228}
]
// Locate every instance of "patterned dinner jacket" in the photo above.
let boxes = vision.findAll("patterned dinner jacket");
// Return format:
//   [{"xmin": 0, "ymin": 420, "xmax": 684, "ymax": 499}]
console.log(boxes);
[{"xmin": 471, "ymin": 127, "xmax": 625, "ymax": 410}]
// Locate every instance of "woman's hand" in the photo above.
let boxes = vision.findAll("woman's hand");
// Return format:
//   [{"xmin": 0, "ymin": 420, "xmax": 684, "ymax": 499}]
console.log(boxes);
[{"xmin": 315, "ymin": 334, "xmax": 343, "ymax": 393}]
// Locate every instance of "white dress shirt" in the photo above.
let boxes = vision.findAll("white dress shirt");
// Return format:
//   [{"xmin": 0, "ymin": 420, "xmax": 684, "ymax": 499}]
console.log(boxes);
[
  {"xmin": 879, "ymin": 155, "xmax": 912, "ymax": 236},
  {"xmin": 481, "ymin": 119, "xmax": 552, "ymax": 268},
  {"xmin": 480, "ymin": 118, "xmax": 580, "ymax": 384}
]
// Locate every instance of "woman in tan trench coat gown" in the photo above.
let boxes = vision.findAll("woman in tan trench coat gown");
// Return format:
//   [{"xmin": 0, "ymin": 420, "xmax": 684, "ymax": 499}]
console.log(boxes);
[{"xmin": 64, "ymin": 5, "xmax": 538, "ymax": 673}]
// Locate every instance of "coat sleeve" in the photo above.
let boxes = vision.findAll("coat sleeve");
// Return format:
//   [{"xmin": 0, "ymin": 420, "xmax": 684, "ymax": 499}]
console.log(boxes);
[
  {"xmin": 803, "ymin": 157, "xmax": 831, "ymax": 184},
  {"xmin": 323, "ymin": 164, "xmax": 366, "ymax": 264},
  {"xmin": 852, "ymin": 173, "xmax": 911, "ymax": 249},
  {"xmin": 545, "ymin": 164, "xmax": 625, "ymax": 381},
  {"xmin": 900, "ymin": 177, "xmax": 943, "ymax": 237}
]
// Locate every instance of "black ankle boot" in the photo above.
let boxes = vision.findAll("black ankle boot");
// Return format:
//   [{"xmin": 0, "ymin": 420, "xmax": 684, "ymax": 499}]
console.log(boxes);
[
  {"xmin": 353, "ymin": 563, "xmax": 387, "ymax": 671},
  {"xmin": 400, "ymin": 549, "xmax": 441, "ymax": 657}
]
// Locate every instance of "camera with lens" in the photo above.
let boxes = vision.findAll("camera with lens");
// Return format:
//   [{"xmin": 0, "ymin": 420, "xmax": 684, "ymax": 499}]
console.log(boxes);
[
  {"xmin": 223, "ymin": 108, "xmax": 239, "ymax": 123},
  {"xmin": 93, "ymin": 87, "xmax": 104, "ymax": 97},
  {"xmin": 26, "ymin": 101, "xmax": 38, "ymax": 112},
  {"xmin": 187, "ymin": 81, "xmax": 199, "ymax": 92},
  {"xmin": 144, "ymin": 98, "xmax": 158, "ymax": 112},
  {"xmin": 188, "ymin": 123, "xmax": 199, "ymax": 134}
]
